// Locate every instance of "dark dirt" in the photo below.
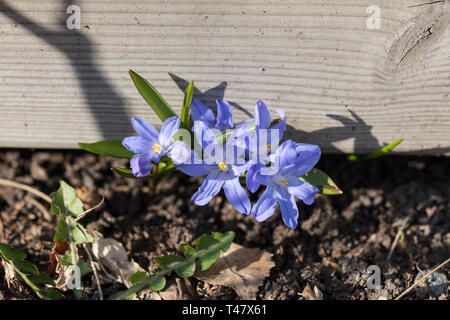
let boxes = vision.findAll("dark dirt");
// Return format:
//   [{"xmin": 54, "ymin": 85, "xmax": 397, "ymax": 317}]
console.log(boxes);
[{"xmin": 0, "ymin": 150, "xmax": 448, "ymax": 300}]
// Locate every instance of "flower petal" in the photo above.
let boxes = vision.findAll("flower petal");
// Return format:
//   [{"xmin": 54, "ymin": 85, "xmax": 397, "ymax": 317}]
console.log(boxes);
[
  {"xmin": 286, "ymin": 177, "xmax": 319, "ymax": 205},
  {"xmin": 277, "ymin": 187, "xmax": 299, "ymax": 229},
  {"xmin": 270, "ymin": 109, "xmax": 286, "ymax": 142},
  {"xmin": 246, "ymin": 163, "xmax": 268, "ymax": 193},
  {"xmin": 192, "ymin": 170, "xmax": 224, "ymax": 205},
  {"xmin": 190, "ymin": 98, "xmax": 215, "ymax": 127},
  {"xmin": 286, "ymin": 143, "xmax": 321, "ymax": 177},
  {"xmin": 223, "ymin": 174, "xmax": 251, "ymax": 214},
  {"xmin": 255, "ymin": 100, "xmax": 271, "ymax": 129},
  {"xmin": 193, "ymin": 120, "xmax": 217, "ymax": 150},
  {"xmin": 122, "ymin": 136, "xmax": 152, "ymax": 154},
  {"xmin": 176, "ymin": 163, "xmax": 210, "ymax": 177},
  {"xmin": 159, "ymin": 116, "xmax": 180, "ymax": 147},
  {"xmin": 175, "ymin": 150, "xmax": 211, "ymax": 176},
  {"xmin": 131, "ymin": 117, "xmax": 159, "ymax": 141},
  {"xmin": 229, "ymin": 122, "xmax": 253, "ymax": 156},
  {"xmin": 130, "ymin": 154, "xmax": 153, "ymax": 178},
  {"xmin": 277, "ymin": 140, "xmax": 298, "ymax": 168},
  {"xmin": 251, "ymin": 185, "xmax": 277, "ymax": 222},
  {"xmin": 167, "ymin": 140, "xmax": 191, "ymax": 165},
  {"xmin": 215, "ymin": 99, "xmax": 234, "ymax": 131}
]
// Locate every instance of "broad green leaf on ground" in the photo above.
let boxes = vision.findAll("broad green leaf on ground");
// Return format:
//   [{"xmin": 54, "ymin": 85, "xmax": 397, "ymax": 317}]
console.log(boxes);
[
  {"xmin": 129, "ymin": 70, "xmax": 178, "ymax": 123},
  {"xmin": 196, "ymin": 242, "xmax": 275, "ymax": 300},
  {"xmin": 347, "ymin": 138, "xmax": 404, "ymax": 161},
  {"xmin": 300, "ymin": 168, "xmax": 342, "ymax": 195},
  {"xmin": 60, "ymin": 250, "xmax": 92, "ymax": 276},
  {"xmin": 0, "ymin": 243, "xmax": 64, "ymax": 300},
  {"xmin": 53, "ymin": 217, "xmax": 94, "ymax": 244},
  {"xmin": 50, "ymin": 181, "xmax": 84, "ymax": 216},
  {"xmin": 109, "ymin": 231, "xmax": 235, "ymax": 300},
  {"xmin": 78, "ymin": 141, "xmax": 134, "ymax": 159},
  {"xmin": 181, "ymin": 80, "xmax": 194, "ymax": 128}
]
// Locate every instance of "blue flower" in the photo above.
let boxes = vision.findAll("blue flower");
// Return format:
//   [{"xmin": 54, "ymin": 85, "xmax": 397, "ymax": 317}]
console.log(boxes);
[
  {"xmin": 246, "ymin": 100, "xmax": 287, "ymax": 192},
  {"xmin": 176, "ymin": 121, "xmax": 251, "ymax": 214},
  {"xmin": 250, "ymin": 139, "xmax": 321, "ymax": 229},
  {"xmin": 122, "ymin": 116, "xmax": 190, "ymax": 177},
  {"xmin": 190, "ymin": 98, "xmax": 234, "ymax": 131}
]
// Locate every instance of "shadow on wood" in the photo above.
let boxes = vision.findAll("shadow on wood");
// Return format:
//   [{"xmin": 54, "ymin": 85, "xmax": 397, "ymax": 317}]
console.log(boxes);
[
  {"xmin": 0, "ymin": 0, "xmax": 131, "ymax": 139},
  {"xmin": 169, "ymin": 72, "xmax": 253, "ymax": 118}
]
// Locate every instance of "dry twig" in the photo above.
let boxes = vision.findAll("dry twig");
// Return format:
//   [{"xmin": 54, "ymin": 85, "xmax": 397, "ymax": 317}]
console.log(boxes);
[
  {"xmin": 395, "ymin": 258, "xmax": 450, "ymax": 300},
  {"xmin": 0, "ymin": 178, "xmax": 51, "ymax": 203}
]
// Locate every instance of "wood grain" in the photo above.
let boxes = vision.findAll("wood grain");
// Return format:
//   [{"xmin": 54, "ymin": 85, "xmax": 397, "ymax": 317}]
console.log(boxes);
[{"xmin": 0, "ymin": 0, "xmax": 449, "ymax": 154}]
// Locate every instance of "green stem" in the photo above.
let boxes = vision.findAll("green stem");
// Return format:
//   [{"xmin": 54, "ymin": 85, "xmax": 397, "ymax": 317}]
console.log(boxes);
[{"xmin": 111, "ymin": 231, "xmax": 235, "ymax": 300}]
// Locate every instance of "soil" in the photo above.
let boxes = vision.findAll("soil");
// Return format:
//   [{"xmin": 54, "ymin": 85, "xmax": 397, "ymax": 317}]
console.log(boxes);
[{"xmin": 0, "ymin": 150, "xmax": 448, "ymax": 300}]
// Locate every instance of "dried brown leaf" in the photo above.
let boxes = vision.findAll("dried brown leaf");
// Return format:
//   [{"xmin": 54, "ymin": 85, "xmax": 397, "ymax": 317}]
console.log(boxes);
[
  {"xmin": 91, "ymin": 238, "xmax": 144, "ymax": 288},
  {"xmin": 195, "ymin": 242, "xmax": 274, "ymax": 300},
  {"xmin": 1, "ymin": 259, "xmax": 17, "ymax": 289},
  {"xmin": 301, "ymin": 283, "xmax": 323, "ymax": 300}
]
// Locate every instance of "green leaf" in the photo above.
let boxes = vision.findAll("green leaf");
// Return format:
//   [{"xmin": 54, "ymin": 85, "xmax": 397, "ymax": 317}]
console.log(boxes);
[
  {"xmin": 148, "ymin": 276, "xmax": 166, "ymax": 291},
  {"xmin": 175, "ymin": 260, "xmax": 196, "ymax": 278},
  {"xmin": 300, "ymin": 168, "xmax": 342, "ymax": 195},
  {"xmin": 12, "ymin": 260, "xmax": 39, "ymax": 276},
  {"xmin": 50, "ymin": 181, "xmax": 84, "ymax": 217},
  {"xmin": 0, "ymin": 243, "xmax": 64, "ymax": 300},
  {"xmin": 78, "ymin": 141, "xmax": 134, "ymax": 159},
  {"xmin": 0, "ymin": 243, "xmax": 26, "ymax": 260},
  {"xmin": 108, "ymin": 290, "xmax": 136, "ymax": 300},
  {"xmin": 112, "ymin": 167, "xmax": 151, "ymax": 180},
  {"xmin": 129, "ymin": 272, "xmax": 168, "ymax": 296},
  {"xmin": 109, "ymin": 231, "xmax": 235, "ymax": 300},
  {"xmin": 129, "ymin": 70, "xmax": 178, "ymax": 122},
  {"xmin": 129, "ymin": 271, "xmax": 150, "ymax": 285},
  {"xmin": 180, "ymin": 244, "xmax": 197, "ymax": 257},
  {"xmin": 60, "ymin": 250, "xmax": 92, "ymax": 276},
  {"xmin": 212, "ymin": 232, "xmax": 234, "ymax": 252},
  {"xmin": 72, "ymin": 224, "xmax": 95, "ymax": 244},
  {"xmin": 54, "ymin": 217, "xmax": 94, "ymax": 244},
  {"xmin": 30, "ymin": 274, "xmax": 56, "ymax": 286},
  {"xmin": 181, "ymin": 80, "xmax": 194, "ymax": 128},
  {"xmin": 195, "ymin": 235, "xmax": 221, "ymax": 271},
  {"xmin": 54, "ymin": 219, "xmax": 69, "ymax": 242},
  {"xmin": 347, "ymin": 138, "xmax": 404, "ymax": 161},
  {"xmin": 155, "ymin": 255, "xmax": 184, "ymax": 269}
]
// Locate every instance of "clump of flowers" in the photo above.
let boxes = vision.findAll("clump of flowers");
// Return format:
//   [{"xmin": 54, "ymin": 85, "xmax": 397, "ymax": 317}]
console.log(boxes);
[{"xmin": 80, "ymin": 70, "xmax": 343, "ymax": 229}]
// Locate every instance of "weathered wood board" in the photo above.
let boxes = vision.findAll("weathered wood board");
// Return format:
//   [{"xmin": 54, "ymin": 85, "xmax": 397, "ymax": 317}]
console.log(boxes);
[{"xmin": 0, "ymin": 0, "xmax": 449, "ymax": 154}]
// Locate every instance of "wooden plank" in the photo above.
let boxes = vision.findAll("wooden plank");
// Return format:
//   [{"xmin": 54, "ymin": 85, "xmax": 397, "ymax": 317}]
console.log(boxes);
[{"xmin": 0, "ymin": 0, "xmax": 449, "ymax": 154}]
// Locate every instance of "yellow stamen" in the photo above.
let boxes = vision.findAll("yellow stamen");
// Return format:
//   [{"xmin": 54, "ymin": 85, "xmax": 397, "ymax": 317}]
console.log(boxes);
[
  {"xmin": 152, "ymin": 143, "xmax": 162, "ymax": 153},
  {"xmin": 280, "ymin": 179, "xmax": 288, "ymax": 186},
  {"xmin": 266, "ymin": 144, "xmax": 271, "ymax": 151},
  {"xmin": 217, "ymin": 162, "xmax": 227, "ymax": 171}
]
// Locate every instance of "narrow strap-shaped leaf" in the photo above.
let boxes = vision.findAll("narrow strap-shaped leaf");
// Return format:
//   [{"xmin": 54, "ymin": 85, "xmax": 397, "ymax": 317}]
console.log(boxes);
[
  {"xmin": 112, "ymin": 167, "xmax": 151, "ymax": 180},
  {"xmin": 78, "ymin": 141, "xmax": 135, "ymax": 159},
  {"xmin": 129, "ymin": 70, "xmax": 178, "ymax": 122},
  {"xmin": 347, "ymin": 138, "xmax": 404, "ymax": 161},
  {"xmin": 181, "ymin": 80, "xmax": 194, "ymax": 128}
]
